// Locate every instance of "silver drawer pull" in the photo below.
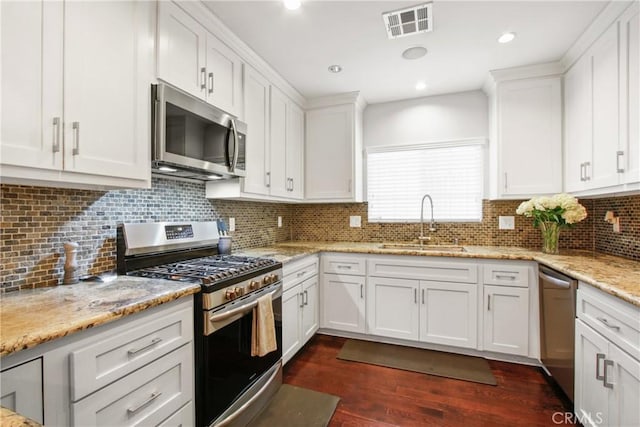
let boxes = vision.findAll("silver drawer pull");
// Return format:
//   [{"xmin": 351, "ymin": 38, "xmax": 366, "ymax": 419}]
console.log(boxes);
[
  {"xmin": 596, "ymin": 353, "xmax": 606, "ymax": 380},
  {"xmin": 495, "ymin": 274, "xmax": 516, "ymax": 280},
  {"xmin": 127, "ymin": 391, "xmax": 162, "ymax": 415},
  {"xmin": 127, "ymin": 337, "xmax": 162, "ymax": 356},
  {"xmin": 200, "ymin": 67, "xmax": 206, "ymax": 90},
  {"xmin": 72, "ymin": 121, "xmax": 80, "ymax": 155},
  {"xmin": 297, "ymin": 271, "xmax": 306, "ymax": 278},
  {"xmin": 52, "ymin": 117, "xmax": 61, "ymax": 153},
  {"xmin": 603, "ymin": 359, "xmax": 614, "ymax": 389},
  {"xmin": 336, "ymin": 265, "xmax": 352, "ymax": 269},
  {"xmin": 597, "ymin": 317, "xmax": 621, "ymax": 331}
]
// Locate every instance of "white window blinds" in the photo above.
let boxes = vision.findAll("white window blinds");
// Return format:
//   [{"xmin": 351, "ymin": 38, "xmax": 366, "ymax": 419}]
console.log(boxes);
[{"xmin": 367, "ymin": 140, "xmax": 484, "ymax": 222}]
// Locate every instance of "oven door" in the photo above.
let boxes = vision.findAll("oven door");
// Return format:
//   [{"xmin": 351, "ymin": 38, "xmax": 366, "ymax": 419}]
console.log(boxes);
[
  {"xmin": 200, "ymin": 282, "xmax": 282, "ymax": 427},
  {"xmin": 152, "ymin": 83, "xmax": 246, "ymax": 178}
]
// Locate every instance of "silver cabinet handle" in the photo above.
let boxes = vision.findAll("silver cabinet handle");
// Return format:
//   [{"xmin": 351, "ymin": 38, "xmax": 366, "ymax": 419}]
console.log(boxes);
[
  {"xmin": 504, "ymin": 172, "xmax": 508, "ymax": 191},
  {"xmin": 580, "ymin": 163, "xmax": 585, "ymax": 181},
  {"xmin": 127, "ymin": 337, "xmax": 162, "ymax": 356},
  {"xmin": 414, "ymin": 288, "xmax": 417, "ymax": 304},
  {"xmin": 487, "ymin": 294, "xmax": 491, "ymax": 311},
  {"xmin": 348, "ymin": 179, "xmax": 352, "ymax": 193},
  {"xmin": 360, "ymin": 284, "xmax": 363, "ymax": 299},
  {"xmin": 265, "ymin": 172, "xmax": 271, "ymax": 188},
  {"xmin": 597, "ymin": 317, "xmax": 621, "ymax": 331},
  {"xmin": 421, "ymin": 289, "xmax": 425, "ymax": 304},
  {"xmin": 584, "ymin": 161, "xmax": 591, "ymax": 181},
  {"xmin": 496, "ymin": 274, "xmax": 516, "ymax": 280},
  {"xmin": 200, "ymin": 67, "xmax": 207, "ymax": 90},
  {"xmin": 299, "ymin": 292, "xmax": 304, "ymax": 308},
  {"xmin": 296, "ymin": 271, "xmax": 306, "ymax": 278},
  {"xmin": 290, "ymin": 178, "xmax": 294, "ymax": 192},
  {"xmin": 596, "ymin": 353, "xmax": 606, "ymax": 380},
  {"xmin": 303, "ymin": 290, "xmax": 308, "ymax": 305},
  {"xmin": 336, "ymin": 265, "xmax": 352, "ymax": 269},
  {"xmin": 52, "ymin": 117, "xmax": 61, "ymax": 153},
  {"xmin": 127, "ymin": 391, "xmax": 162, "ymax": 415},
  {"xmin": 603, "ymin": 359, "xmax": 614, "ymax": 388},
  {"xmin": 72, "ymin": 122, "xmax": 80, "ymax": 155},
  {"xmin": 208, "ymin": 72, "xmax": 214, "ymax": 94},
  {"xmin": 616, "ymin": 151, "xmax": 625, "ymax": 173}
]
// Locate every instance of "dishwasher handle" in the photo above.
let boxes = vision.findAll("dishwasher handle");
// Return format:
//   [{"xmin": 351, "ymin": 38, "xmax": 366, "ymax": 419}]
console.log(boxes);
[{"xmin": 539, "ymin": 270, "xmax": 572, "ymax": 288}]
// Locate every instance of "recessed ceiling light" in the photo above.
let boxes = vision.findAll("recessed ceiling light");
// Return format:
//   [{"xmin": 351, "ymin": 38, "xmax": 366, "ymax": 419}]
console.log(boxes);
[
  {"xmin": 415, "ymin": 81, "xmax": 427, "ymax": 91},
  {"xmin": 283, "ymin": 0, "xmax": 301, "ymax": 10},
  {"xmin": 158, "ymin": 166, "xmax": 177, "ymax": 172},
  {"xmin": 402, "ymin": 46, "xmax": 427, "ymax": 60},
  {"xmin": 207, "ymin": 174, "xmax": 223, "ymax": 180},
  {"xmin": 328, "ymin": 64, "xmax": 343, "ymax": 73},
  {"xmin": 498, "ymin": 32, "xmax": 516, "ymax": 44}
]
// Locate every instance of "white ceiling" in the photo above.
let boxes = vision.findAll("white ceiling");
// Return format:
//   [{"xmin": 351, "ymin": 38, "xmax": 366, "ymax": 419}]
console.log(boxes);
[{"xmin": 204, "ymin": 0, "xmax": 607, "ymax": 104}]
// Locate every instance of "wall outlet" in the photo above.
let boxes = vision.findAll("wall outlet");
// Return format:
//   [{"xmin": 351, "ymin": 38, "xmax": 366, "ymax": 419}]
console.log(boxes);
[
  {"xmin": 228, "ymin": 217, "xmax": 236, "ymax": 232},
  {"xmin": 498, "ymin": 216, "xmax": 515, "ymax": 230},
  {"xmin": 277, "ymin": 216, "xmax": 283, "ymax": 228},
  {"xmin": 349, "ymin": 215, "xmax": 362, "ymax": 228}
]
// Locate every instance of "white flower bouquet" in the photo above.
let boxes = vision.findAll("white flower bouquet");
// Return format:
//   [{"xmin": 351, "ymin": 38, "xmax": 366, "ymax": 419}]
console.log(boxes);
[{"xmin": 516, "ymin": 193, "xmax": 587, "ymax": 254}]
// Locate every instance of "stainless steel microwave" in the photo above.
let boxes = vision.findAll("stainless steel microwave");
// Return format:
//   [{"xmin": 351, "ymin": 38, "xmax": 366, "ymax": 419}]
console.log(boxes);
[{"xmin": 151, "ymin": 83, "xmax": 247, "ymax": 180}]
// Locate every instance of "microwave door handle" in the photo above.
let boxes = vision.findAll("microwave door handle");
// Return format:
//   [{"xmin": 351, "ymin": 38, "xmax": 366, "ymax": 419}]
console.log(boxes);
[{"xmin": 229, "ymin": 119, "xmax": 239, "ymax": 172}]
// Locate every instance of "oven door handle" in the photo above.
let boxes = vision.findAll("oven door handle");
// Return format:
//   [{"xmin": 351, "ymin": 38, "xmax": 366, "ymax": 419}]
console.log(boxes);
[{"xmin": 209, "ymin": 289, "xmax": 278, "ymax": 323}]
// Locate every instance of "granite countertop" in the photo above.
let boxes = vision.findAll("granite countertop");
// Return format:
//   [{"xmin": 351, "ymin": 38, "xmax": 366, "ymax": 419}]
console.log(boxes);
[
  {"xmin": 243, "ymin": 241, "xmax": 640, "ymax": 307},
  {"xmin": 0, "ymin": 276, "xmax": 200, "ymax": 358},
  {"xmin": 0, "ymin": 407, "xmax": 41, "ymax": 427}
]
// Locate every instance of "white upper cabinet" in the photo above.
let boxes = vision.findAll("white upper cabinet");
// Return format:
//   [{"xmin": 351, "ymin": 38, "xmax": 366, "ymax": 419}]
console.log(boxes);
[
  {"xmin": 489, "ymin": 75, "xmax": 562, "ymax": 199},
  {"xmin": 286, "ymin": 102, "xmax": 305, "ymax": 199},
  {"xmin": 0, "ymin": 0, "xmax": 152, "ymax": 189},
  {"xmin": 564, "ymin": 2, "xmax": 640, "ymax": 195},
  {"xmin": 269, "ymin": 86, "xmax": 289, "ymax": 198},
  {"xmin": 305, "ymin": 95, "xmax": 365, "ymax": 202},
  {"xmin": 157, "ymin": 1, "xmax": 242, "ymax": 118}
]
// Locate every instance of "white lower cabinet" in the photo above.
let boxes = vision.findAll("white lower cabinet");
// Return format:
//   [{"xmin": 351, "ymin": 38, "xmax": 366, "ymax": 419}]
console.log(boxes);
[
  {"xmin": 575, "ymin": 284, "xmax": 640, "ymax": 427},
  {"xmin": 0, "ymin": 358, "xmax": 44, "ymax": 423},
  {"xmin": 322, "ymin": 273, "xmax": 366, "ymax": 333},
  {"xmin": 282, "ymin": 255, "xmax": 319, "ymax": 364},
  {"xmin": 367, "ymin": 277, "xmax": 419, "ymax": 340},
  {"xmin": 482, "ymin": 285, "xmax": 529, "ymax": 355},
  {"xmin": 420, "ymin": 281, "xmax": 478, "ymax": 348}
]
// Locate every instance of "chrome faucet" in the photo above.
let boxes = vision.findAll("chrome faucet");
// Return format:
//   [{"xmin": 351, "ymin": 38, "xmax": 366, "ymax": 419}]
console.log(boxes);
[{"xmin": 419, "ymin": 194, "xmax": 436, "ymax": 245}]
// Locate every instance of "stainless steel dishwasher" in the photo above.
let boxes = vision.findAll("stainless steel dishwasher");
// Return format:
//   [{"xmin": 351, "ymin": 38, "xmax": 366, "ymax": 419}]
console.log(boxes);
[{"xmin": 539, "ymin": 266, "xmax": 578, "ymax": 402}]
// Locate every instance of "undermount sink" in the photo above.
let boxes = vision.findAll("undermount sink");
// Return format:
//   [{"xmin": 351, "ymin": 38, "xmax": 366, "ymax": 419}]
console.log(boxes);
[{"xmin": 380, "ymin": 243, "xmax": 466, "ymax": 252}]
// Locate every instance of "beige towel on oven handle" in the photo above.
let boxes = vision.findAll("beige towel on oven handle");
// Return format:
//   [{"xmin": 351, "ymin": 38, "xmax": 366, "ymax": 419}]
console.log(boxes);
[{"xmin": 251, "ymin": 292, "xmax": 277, "ymax": 357}]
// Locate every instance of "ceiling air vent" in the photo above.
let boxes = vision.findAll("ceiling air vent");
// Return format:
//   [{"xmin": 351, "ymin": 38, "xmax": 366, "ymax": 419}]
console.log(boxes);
[{"xmin": 382, "ymin": 2, "xmax": 433, "ymax": 39}]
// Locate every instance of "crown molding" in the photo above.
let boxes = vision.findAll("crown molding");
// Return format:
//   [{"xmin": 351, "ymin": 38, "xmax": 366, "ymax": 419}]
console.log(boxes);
[{"xmin": 305, "ymin": 91, "xmax": 368, "ymax": 111}]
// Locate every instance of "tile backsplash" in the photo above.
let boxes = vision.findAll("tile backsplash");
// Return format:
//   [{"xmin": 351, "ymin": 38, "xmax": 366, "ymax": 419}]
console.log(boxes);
[
  {"xmin": 1, "ymin": 179, "xmax": 638, "ymax": 292},
  {"xmin": 0, "ymin": 178, "xmax": 291, "ymax": 291}
]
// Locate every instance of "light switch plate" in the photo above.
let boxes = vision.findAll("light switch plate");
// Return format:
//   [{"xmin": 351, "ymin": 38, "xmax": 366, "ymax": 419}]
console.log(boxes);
[
  {"xmin": 228, "ymin": 217, "xmax": 236, "ymax": 232},
  {"xmin": 349, "ymin": 215, "xmax": 362, "ymax": 228},
  {"xmin": 499, "ymin": 216, "xmax": 515, "ymax": 230},
  {"xmin": 277, "ymin": 216, "xmax": 283, "ymax": 228}
]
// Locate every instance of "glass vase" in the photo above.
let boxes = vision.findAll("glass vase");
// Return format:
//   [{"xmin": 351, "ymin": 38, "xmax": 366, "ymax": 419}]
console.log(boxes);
[{"xmin": 540, "ymin": 221, "xmax": 561, "ymax": 254}]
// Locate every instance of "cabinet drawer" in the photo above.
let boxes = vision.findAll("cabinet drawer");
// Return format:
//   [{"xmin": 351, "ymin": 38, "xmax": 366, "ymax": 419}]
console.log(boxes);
[
  {"xmin": 577, "ymin": 284, "xmax": 640, "ymax": 359},
  {"xmin": 483, "ymin": 263, "xmax": 530, "ymax": 287},
  {"xmin": 157, "ymin": 401, "xmax": 194, "ymax": 427},
  {"xmin": 368, "ymin": 257, "xmax": 478, "ymax": 283},
  {"xmin": 71, "ymin": 343, "xmax": 193, "ymax": 427},
  {"xmin": 283, "ymin": 255, "xmax": 319, "ymax": 291},
  {"xmin": 70, "ymin": 300, "xmax": 193, "ymax": 401},
  {"xmin": 322, "ymin": 254, "xmax": 366, "ymax": 276}
]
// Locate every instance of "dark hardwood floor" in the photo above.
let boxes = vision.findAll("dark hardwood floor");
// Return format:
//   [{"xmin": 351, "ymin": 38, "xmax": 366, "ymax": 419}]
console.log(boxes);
[{"xmin": 283, "ymin": 335, "xmax": 575, "ymax": 426}]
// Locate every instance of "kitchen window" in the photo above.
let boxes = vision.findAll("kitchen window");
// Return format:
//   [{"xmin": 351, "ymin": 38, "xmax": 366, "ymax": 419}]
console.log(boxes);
[{"xmin": 366, "ymin": 139, "xmax": 485, "ymax": 222}]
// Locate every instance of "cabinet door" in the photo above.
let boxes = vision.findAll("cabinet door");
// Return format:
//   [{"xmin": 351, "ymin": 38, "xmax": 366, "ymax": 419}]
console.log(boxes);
[
  {"xmin": 63, "ymin": 0, "xmax": 151, "ymax": 181},
  {"xmin": 367, "ymin": 277, "xmax": 419, "ymax": 341},
  {"xmin": 205, "ymin": 32, "xmax": 242, "ymax": 117},
  {"xmin": 498, "ymin": 77, "xmax": 562, "ymax": 196},
  {"xmin": 0, "ymin": 358, "xmax": 44, "ymax": 423},
  {"xmin": 157, "ymin": 1, "xmax": 206, "ymax": 100},
  {"xmin": 575, "ymin": 320, "xmax": 610, "ymax": 427},
  {"xmin": 620, "ymin": 4, "xmax": 640, "ymax": 184},
  {"xmin": 321, "ymin": 273, "xmax": 366, "ymax": 333},
  {"xmin": 301, "ymin": 276, "xmax": 319, "ymax": 343},
  {"xmin": 286, "ymin": 102, "xmax": 305, "ymax": 199},
  {"xmin": 242, "ymin": 65, "xmax": 270, "ymax": 196},
  {"xmin": 305, "ymin": 105, "xmax": 354, "ymax": 200},
  {"xmin": 607, "ymin": 343, "xmax": 640, "ymax": 427},
  {"xmin": 269, "ymin": 85, "xmax": 289, "ymax": 198},
  {"xmin": 482, "ymin": 285, "xmax": 528, "ymax": 355},
  {"xmin": 419, "ymin": 281, "xmax": 478, "ymax": 348},
  {"xmin": 282, "ymin": 286, "xmax": 302, "ymax": 365},
  {"xmin": 591, "ymin": 22, "xmax": 621, "ymax": 189},
  {"xmin": 0, "ymin": 0, "xmax": 62, "ymax": 171},
  {"xmin": 564, "ymin": 54, "xmax": 593, "ymax": 192}
]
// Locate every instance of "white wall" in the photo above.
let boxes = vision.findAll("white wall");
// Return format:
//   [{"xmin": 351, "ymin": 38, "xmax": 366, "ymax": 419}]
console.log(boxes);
[{"xmin": 363, "ymin": 90, "xmax": 488, "ymax": 147}]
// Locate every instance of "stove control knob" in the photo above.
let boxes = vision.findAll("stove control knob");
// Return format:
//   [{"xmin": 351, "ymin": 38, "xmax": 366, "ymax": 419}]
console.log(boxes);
[
  {"xmin": 270, "ymin": 273, "xmax": 279, "ymax": 283},
  {"xmin": 249, "ymin": 280, "xmax": 260, "ymax": 290},
  {"xmin": 235, "ymin": 286, "xmax": 244, "ymax": 296},
  {"xmin": 262, "ymin": 276, "xmax": 271, "ymax": 285},
  {"xmin": 225, "ymin": 288, "xmax": 236, "ymax": 300}
]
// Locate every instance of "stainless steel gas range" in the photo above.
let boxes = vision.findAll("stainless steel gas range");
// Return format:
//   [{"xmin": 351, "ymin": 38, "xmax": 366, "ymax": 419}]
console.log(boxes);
[{"xmin": 117, "ymin": 222, "xmax": 283, "ymax": 427}]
